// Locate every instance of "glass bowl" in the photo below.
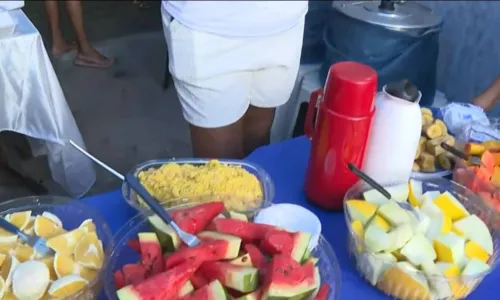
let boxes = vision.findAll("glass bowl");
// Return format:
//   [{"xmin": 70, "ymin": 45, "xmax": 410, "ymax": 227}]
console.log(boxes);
[
  {"xmin": 104, "ymin": 203, "xmax": 341, "ymax": 300},
  {"xmin": 0, "ymin": 195, "xmax": 113, "ymax": 300},
  {"xmin": 121, "ymin": 158, "xmax": 275, "ymax": 214},
  {"xmin": 344, "ymin": 178, "xmax": 500, "ymax": 300}
]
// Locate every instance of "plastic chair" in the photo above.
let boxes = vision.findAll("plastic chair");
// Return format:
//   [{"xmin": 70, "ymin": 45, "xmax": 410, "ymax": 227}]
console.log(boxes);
[{"xmin": 271, "ymin": 64, "xmax": 322, "ymax": 143}]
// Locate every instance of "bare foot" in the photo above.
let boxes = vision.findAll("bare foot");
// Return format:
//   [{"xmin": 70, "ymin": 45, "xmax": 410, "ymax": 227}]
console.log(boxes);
[
  {"xmin": 74, "ymin": 47, "xmax": 114, "ymax": 69},
  {"xmin": 51, "ymin": 41, "xmax": 77, "ymax": 57}
]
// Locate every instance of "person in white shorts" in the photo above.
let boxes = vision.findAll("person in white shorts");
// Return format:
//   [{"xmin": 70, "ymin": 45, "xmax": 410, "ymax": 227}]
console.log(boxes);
[{"xmin": 162, "ymin": 1, "xmax": 307, "ymax": 158}]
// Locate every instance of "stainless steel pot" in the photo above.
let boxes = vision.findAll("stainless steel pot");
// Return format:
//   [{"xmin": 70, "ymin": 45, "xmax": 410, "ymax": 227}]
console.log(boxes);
[{"xmin": 333, "ymin": 0, "xmax": 443, "ymax": 37}]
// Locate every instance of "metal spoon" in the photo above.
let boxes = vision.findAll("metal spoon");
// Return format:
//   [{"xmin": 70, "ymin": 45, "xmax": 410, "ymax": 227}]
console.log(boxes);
[
  {"xmin": 347, "ymin": 163, "xmax": 420, "ymax": 220},
  {"xmin": 0, "ymin": 218, "xmax": 55, "ymax": 257},
  {"xmin": 441, "ymin": 142, "xmax": 482, "ymax": 166},
  {"xmin": 69, "ymin": 140, "xmax": 200, "ymax": 247}
]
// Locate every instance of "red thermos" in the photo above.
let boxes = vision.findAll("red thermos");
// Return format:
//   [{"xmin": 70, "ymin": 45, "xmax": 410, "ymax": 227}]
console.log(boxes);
[{"xmin": 304, "ymin": 62, "xmax": 378, "ymax": 210}]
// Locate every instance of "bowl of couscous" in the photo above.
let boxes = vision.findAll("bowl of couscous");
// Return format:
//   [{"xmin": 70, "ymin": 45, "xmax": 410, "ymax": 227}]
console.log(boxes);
[{"xmin": 121, "ymin": 159, "xmax": 274, "ymax": 214}]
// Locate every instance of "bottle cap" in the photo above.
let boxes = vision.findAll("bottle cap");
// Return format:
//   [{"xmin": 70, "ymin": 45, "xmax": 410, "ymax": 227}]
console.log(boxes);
[{"xmin": 323, "ymin": 62, "xmax": 378, "ymax": 117}]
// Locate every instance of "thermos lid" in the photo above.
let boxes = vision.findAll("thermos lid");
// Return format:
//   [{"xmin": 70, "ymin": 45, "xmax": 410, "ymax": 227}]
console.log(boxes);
[
  {"xmin": 323, "ymin": 62, "xmax": 378, "ymax": 117},
  {"xmin": 385, "ymin": 79, "xmax": 420, "ymax": 103}
]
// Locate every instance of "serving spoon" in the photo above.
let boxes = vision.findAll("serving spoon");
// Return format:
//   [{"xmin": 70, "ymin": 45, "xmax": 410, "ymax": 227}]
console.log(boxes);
[
  {"xmin": 68, "ymin": 140, "xmax": 200, "ymax": 247},
  {"xmin": 347, "ymin": 163, "xmax": 420, "ymax": 220}
]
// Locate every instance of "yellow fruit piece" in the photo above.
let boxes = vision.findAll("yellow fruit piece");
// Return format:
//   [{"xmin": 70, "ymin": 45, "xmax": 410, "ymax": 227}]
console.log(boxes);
[
  {"xmin": 441, "ymin": 215, "xmax": 452, "ymax": 234},
  {"xmin": 23, "ymin": 217, "xmax": 36, "ymax": 235},
  {"xmin": 408, "ymin": 180, "xmax": 423, "ymax": 207},
  {"xmin": 346, "ymin": 200, "xmax": 377, "ymax": 225},
  {"xmin": 53, "ymin": 253, "xmax": 98, "ymax": 282},
  {"xmin": 0, "ymin": 276, "xmax": 5, "ymax": 299},
  {"xmin": 351, "ymin": 220, "xmax": 364, "ymax": 253},
  {"xmin": 0, "ymin": 254, "xmax": 6, "ymax": 268},
  {"xmin": 433, "ymin": 234, "xmax": 465, "ymax": 264},
  {"xmin": 377, "ymin": 262, "xmax": 431, "ymax": 300},
  {"xmin": 372, "ymin": 215, "xmax": 391, "ymax": 232},
  {"xmin": 451, "ymin": 225, "xmax": 464, "ymax": 237},
  {"xmin": 464, "ymin": 240, "xmax": 490, "ymax": 263},
  {"xmin": 74, "ymin": 232, "xmax": 104, "ymax": 270},
  {"xmin": 39, "ymin": 257, "xmax": 57, "ymax": 281},
  {"xmin": 439, "ymin": 263, "xmax": 469, "ymax": 299},
  {"xmin": 1, "ymin": 255, "xmax": 19, "ymax": 287},
  {"xmin": 34, "ymin": 216, "xmax": 66, "ymax": 239},
  {"xmin": 391, "ymin": 249, "xmax": 406, "ymax": 261},
  {"xmin": 433, "ymin": 192, "xmax": 469, "ymax": 221},
  {"xmin": 12, "ymin": 244, "xmax": 35, "ymax": 262},
  {"xmin": 42, "ymin": 212, "xmax": 63, "ymax": 227},
  {"xmin": 48, "ymin": 275, "xmax": 88, "ymax": 298},
  {"xmin": 2, "ymin": 288, "xmax": 15, "ymax": 300},
  {"xmin": 47, "ymin": 228, "xmax": 85, "ymax": 255},
  {"xmin": 79, "ymin": 219, "xmax": 96, "ymax": 233},
  {"xmin": 0, "ymin": 244, "xmax": 14, "ymax": 255},
  {"xmin": 6, "ymin": 211, "xmax": 32, "ymax": 231}
]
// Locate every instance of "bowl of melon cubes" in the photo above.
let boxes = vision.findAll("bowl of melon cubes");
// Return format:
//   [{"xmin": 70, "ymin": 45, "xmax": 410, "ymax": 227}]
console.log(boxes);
[
  {"xmin": 104, "ymin": 201, "xmax": 340, "ymax": 300},
  {"xmin": 0, "ymin": 195, "xmax": 113, "ymax": 299},
  {"xmin": 344, "ymin": 177, "xmax": 500, "ymax": 300}
]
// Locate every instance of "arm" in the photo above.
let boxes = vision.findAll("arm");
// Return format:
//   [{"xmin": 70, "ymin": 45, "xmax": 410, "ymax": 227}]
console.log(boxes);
[{"xmin": 471, "ymin": 75, "xmax": 500, "ymax": 111}]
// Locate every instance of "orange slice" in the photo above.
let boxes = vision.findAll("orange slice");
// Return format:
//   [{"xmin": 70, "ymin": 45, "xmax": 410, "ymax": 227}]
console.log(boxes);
[
  {"xmin": 12, "ymin": 244, "xmax": 35, "ymax": 262},
  {"xmin": 48, "ymin": 275, "xmax": 88, "ymax": 298},
  {"xmin": 79, "ymin": 219, "xmax": 96, "ymax": 233},
  {"xmin": 0, "ymin": 255, "xmax": 19, "ymax": 287},
  {"xmin": 39, "ymin": 256, "xmax": 57, "ymax": 281},
  {"xmin": 34, "ymin": 216, "xmax": 66, "ymax": 239},
  {"xmin": 0, "ymin": 244, "xmax": 14, "ymax": 255},
  {"xmin": 2, "ymin": 289, "xmax": 15, "ymax": 300},
  {"xmin": 6, "ymin": 211, "xmax": 32, "ymax": 231},
  {"xmin": 74, "ymin": 232, "xmax": 104, "ymax": 270},
  {"xmin": 46, "ymin": 228, "xmax": 85, "ymax": 255},
  {"xmin": 0, "ymin": 254, "xmax": 6, "ymax": 268},
  {"xmin": 22, "ymin": 217, "xmax": 36, "ymax": 235},
  {"xmin": 41, "ymin": 212, "xmax": 63, "ymax": 227},
  {"xmin": 53, "ymin": 253, "xmax": 97, "ymax": 282},
  {"xmin": 0, "ymin": 276, "xmax": 5, "ymax": 299},
  {"xmin": 12, "ymin": 260, "xmax": 50, "ymax": 299}
]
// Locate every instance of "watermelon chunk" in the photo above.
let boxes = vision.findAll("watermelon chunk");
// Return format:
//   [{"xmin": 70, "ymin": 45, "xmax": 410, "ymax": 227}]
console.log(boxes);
[
  {"xmin": 230, "ymin": 253, "xmax": 253, "ymax": 267},
  {"xmin": 122, "ymin": 263, "xmax": 148, "ymax": 286},
  {"xmin": 180, "ymin": 280, "xmax": 228, "ymax": 300},
  {"xmin": 190, "ymin": 271, "xmax": 209, "ymax": 289},
  {"xmin": 114, "ymin": 269, "xmax": 126, "ymax": 289},
  {"xmin": 200, "ymin": 261, "xmax": 259, "ymax": 293},
  {"xmin": 244, "ymin": 244, "xmax": 267, "ymax": 270},
  {"xmin": 236, "ymin": 289, "xmax": 261, "ymax": 300},
  {"xmin": 262, "ymin": 255, "xmax": 320, "ymax": 299},
  {"xmin": 117, "ymin": 260, "xmax": 198, "ymax": 300},
  {"xmin": 313, "ymin": 284, "xmax": 331, "ymax": 300},
  {"xmin": 260, "ymin": 230, "xmax": 311, "ymax": 262},
  {"xmin": 148, "ymin": 215, "xmax": 182, "ymax": 252},
  {"xmin": 211, "ymin": 218, "xmax": 274, "ymax": 242},
  {"xmin": 197, "ymin": 231, "xmax": 242, "ymax": 259},
  {"xmin": 127, "ymin": 239, "xmax": 141, "ymax": 253},
  {"xmin": 171, "ymin": 202, "xmax": 225, "ymax": 234},
  {"xmin": 165, "ymin": 240, "xmax": 235, "ymax": 269},
  {"xmin": 138, "ymin": 232, "xmax": 164, "ymax": 276}
]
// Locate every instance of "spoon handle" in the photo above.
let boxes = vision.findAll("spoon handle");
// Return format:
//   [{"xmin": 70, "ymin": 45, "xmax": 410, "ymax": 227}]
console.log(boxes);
[
  {"xmin": 347, "ymin": 163, "xmax": 392, "ymax": 199},
  {"xmin": 125, "ymin": 174, "xmax": 174, "ymax": 226},
  {"xmin": 441, "ymin": 142, "xmax": 469, "ymax": 160}
]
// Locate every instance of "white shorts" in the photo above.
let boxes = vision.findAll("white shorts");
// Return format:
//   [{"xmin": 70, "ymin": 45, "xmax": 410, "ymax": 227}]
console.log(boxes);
[{"xmin": 162, "ymin": 12, "xmax": 305, "ymax": 128}]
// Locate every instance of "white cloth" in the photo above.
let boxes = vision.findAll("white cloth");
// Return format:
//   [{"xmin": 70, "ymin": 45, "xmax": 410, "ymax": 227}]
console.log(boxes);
[
  {"xmin": 162, "ymin": 10, "xmax": 305, "ymax": 128},
  {"xmin": 162, "ymin": 1, "xmax": 308, "ymax": 38},
  {"xmin": 0, "ymin": 10, "xmax": 95, "ymax": 198},
  {"xmin": 0, "ymin": 1, "xmax": 24, "ymax": 12}
]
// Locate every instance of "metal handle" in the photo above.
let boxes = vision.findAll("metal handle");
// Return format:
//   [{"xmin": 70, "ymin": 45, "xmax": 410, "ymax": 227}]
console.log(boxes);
[
  {"xmin": 347, "ymin": 163, "xmax": 392, "ymax": 199},
  {"xmin": 441, "ymin": 143, "xmax": 469, "ymax": 160},
  {"xmin": 125, "ymin": 174, "xmax": 174, "ymax": 226},
  {"xmin": 0, "ymin": 218, "xmax": 28, "ymax": 241}
]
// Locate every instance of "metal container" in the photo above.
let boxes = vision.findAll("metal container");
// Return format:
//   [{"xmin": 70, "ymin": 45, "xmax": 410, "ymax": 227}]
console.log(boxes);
[{"xmin": 121, "ymin": 158, "xmax": 275, "ymax": 214}]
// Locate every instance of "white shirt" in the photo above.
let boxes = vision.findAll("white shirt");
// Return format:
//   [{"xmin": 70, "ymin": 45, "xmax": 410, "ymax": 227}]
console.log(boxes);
[{"xmin": 162, "ymin": 1, "xmax": 308, "ymax": 38}]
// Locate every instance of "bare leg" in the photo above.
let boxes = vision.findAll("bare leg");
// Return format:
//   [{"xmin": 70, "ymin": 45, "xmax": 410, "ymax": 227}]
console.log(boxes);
[
  {"xmin": 242, "ymin": 106, "xmax": 275, "ymax": 156},
  {"xmin": 64, "ymin": 0, "xmax": 113, "ymax": 68},
  {"xmin": 44, "ymin": 0, "xmax": 76, "ymax": 56},
  {"xmin": 189, "ymin": 119, "xmax": 245, "ymax": 159}
]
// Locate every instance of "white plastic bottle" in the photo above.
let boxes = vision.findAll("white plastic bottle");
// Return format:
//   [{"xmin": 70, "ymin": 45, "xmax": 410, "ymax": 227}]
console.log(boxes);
[{"xmin": 362, "ymin": 79, "xmax": 422, "ymax": 185}]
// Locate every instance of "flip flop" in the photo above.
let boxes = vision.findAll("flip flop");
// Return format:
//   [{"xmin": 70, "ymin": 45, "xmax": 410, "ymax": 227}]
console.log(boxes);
[
  {"xmin": 52, "ymin": 41, "xmax": 78, "ymax": 58},
  {"xmin": 74, "ymin": 57, "xmax": 114, "ymax": 69}
]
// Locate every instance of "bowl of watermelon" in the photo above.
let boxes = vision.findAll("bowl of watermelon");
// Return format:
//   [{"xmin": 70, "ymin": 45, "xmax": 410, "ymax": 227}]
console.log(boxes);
[{"xmin": 104, "ymin": 202, "xmax": 341, "ymax": 299}]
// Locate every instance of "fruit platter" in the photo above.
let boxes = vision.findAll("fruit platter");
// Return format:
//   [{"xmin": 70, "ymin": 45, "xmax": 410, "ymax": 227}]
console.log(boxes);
[
  {"xmin": 105, "ymin": 202, "xmax": 340, "ymax": 299},
  {"xmin": 453, "ymin": 140, "xmax": 500, "ymax": 213},
  {"xmin": 412, "ymin": 108, "xmax": 455, "ymax": 179},
  {"xmin": 344, "ymin": 178, "xmax": 500, "ymax": 299},
  {"xmin": 0, "ymin": 196, "xmax": 113, "ymax": 299}
]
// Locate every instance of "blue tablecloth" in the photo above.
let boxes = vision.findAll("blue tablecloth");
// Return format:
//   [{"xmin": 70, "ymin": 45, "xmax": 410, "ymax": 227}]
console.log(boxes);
[{"xmin": 84, "ymin": 136, "xmax": 499, "ymax": 299}]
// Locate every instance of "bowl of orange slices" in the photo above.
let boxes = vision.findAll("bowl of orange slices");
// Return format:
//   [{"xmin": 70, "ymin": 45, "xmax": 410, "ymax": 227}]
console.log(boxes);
[{"xmin": 0, "ymin": 196, "xmax": 113, "ymax": 299}]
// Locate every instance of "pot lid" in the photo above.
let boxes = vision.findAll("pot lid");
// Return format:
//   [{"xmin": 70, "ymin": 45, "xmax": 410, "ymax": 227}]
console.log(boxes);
[{"xmin": 333, "ymin": 1, "xmax": 442, "ymax": 30}]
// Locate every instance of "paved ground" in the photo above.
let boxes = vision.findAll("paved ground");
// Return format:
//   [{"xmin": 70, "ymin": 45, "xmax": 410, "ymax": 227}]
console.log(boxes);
[{"xmin": 0, "ymin": 1, "xmax": 193, "ymax": 200}]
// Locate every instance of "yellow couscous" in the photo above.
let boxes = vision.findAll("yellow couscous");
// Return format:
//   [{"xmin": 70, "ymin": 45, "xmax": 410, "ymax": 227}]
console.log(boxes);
[{"xmin": 137, "ymin": 160, "xmax": 263, "ymax": 211}]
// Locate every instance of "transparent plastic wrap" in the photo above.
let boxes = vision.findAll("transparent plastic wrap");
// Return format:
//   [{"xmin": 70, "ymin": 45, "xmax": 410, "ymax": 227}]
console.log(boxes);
[
  {"xmin": 344, "ymin": 178, "xmax": 500, "ymax": 299},
  {"xmin": 122, "ymin": 158, "xmax": 275, "ymax": 215},
  {"xmin": 104, "ymin": 203, "xmax": 341, "ymax": 300},
  {"xmin": 0, "ymin": 10, "xmax": 95, "ymax": 198}
]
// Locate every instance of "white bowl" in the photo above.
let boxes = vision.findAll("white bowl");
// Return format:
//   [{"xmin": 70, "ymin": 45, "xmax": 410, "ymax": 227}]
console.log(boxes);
[{"xmin": 254, "ymin": 203, "xmax": 321, "ymax": 251}]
